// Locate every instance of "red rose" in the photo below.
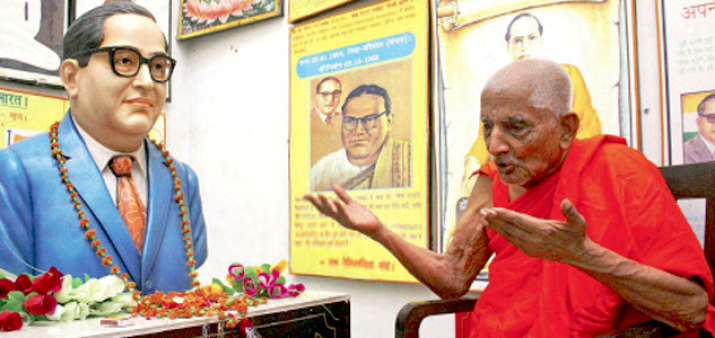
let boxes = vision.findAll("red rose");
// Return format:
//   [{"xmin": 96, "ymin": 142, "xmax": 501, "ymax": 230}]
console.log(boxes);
[
  {"xmin": 24, "ymin": 294, "xmax": 58, "ymax": 316},
  {"xmin": 14, "ymin": 275, "xmax": 33, "ymax": 295},
  {"xmin": 0, "ymin": 311, "xmax": 22, "ymax": 331},
  {"xmin": 32, "ymin": 267, "xmax": 63, "ymax": 294},
  {"xmin": 0, "ymin": 279, "xmax": 15, "ymax": 299}
]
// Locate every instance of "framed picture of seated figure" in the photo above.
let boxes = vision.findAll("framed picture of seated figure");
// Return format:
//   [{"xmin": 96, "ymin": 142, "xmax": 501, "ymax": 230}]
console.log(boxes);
[
  {"xmin": 434, "ymin": 0, "xmax": 641, "ymax": 279},
  {"xmin": 177, "ymin": 0, "xmax": 283, "ymax": 40},
  {"xmin": 0, "ymin": 0, "xmax": 67, "ymax": 87}
]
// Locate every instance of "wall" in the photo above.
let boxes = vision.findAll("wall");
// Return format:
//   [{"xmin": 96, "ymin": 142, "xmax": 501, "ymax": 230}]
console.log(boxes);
[
  {"xmin": 166, "ymin": 1, "xmax": 453, "ymax": 336},
  {"xmin": 0, "ymin": 0, "xmax": 668, "ymax": 336}
]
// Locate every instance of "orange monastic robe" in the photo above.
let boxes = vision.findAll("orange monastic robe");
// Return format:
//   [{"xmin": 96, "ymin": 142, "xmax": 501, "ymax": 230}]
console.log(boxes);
[{"xmin": 472, "ymin": 135, "xmax": 714, "ymax": 337}]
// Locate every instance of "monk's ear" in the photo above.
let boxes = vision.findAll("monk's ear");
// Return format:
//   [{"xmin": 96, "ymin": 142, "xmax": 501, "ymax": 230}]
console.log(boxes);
[
  {"xmin": 60, "ymin": 59, "xmax": 80, "ymax": 99},
  {"xmin": 558, "ymin": 111, "xmax": 579, "ymax": 148}
]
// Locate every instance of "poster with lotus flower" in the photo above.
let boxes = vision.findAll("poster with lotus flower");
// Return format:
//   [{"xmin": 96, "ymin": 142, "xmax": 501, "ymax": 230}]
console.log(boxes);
[{"xmin": 178, "ymin": 0, "xmax": 283, "ymax": 40}]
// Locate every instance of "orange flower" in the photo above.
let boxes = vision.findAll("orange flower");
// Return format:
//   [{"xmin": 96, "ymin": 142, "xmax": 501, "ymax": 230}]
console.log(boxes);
[
  {"xmin": 102, "ymin": 255, "xmax": 113, "ymax": 266},
  {"xmin": 95, "ymin": 247, "xmax": 106, "ymax": 257},
  {"xmin": 85, "ymin": 229, "xmax": 96, "ymax": 240},
  {"xmin": 110, "ymin": 265, "xmax": 120, "ymax": 274}
]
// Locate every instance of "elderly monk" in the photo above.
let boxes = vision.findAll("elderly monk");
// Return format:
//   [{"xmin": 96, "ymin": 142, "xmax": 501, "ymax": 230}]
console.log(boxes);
[{"xmin": 305, "ymin": 59, "xmax": 713, "ymax": 337}]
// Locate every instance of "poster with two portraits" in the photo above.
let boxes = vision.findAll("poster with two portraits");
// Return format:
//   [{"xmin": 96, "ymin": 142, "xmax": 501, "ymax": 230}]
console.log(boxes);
[{"xmin": 289, "ymin": 0, "xmax": 431, "ymax": 283}]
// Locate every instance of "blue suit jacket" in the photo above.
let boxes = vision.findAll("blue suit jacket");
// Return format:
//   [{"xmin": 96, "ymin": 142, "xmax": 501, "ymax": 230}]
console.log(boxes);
[{"xmin": 0, "ymin": 113, "xmax": 207, "ymax": 294}]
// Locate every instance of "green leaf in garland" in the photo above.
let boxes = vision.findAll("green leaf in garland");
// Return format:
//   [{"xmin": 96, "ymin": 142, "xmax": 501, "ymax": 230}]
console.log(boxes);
[
  {"xmin": 2, "ymin": 291, "xmax": 27, "ymax": 313},
  {"xmin": 211, "ymin": 278, "xmax": 234, "ymax": 296},
  {"xmin": 72, "ymin": 277, "xmax": 84, "ymax": 288}
]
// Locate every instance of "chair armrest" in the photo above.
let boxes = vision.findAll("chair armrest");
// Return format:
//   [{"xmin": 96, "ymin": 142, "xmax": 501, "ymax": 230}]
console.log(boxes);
[
  {"xmin": 594, "ymin": 320, "xmax": 682, "ymax": 338},
  {"xmin": 395, "ymin": 295, "xmax": 479, "ymax": 338}
]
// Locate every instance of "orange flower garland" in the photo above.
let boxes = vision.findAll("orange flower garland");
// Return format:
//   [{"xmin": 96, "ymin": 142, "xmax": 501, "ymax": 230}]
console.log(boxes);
[
  {"xmin": 48, "ymin": 121, "xmax": 198, "ymax": 299},
  {"xmin": 49, "ymin": 122, "xmax": 261, "ymax": 330},
  {"xmin": 131, "ymin": 288, "xmax": 265, "ymax": 329}
]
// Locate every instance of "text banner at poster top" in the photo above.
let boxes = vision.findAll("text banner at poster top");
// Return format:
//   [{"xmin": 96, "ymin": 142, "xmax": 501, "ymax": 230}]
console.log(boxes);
[{"xmin": 296, "ymin": 32, "xmax": 415, "ymax": 78}]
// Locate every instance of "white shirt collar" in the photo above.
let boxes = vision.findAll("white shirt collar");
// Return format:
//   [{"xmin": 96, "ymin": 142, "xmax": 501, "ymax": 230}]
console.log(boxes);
[{"xmin": 71, "ymin": 117, "xmax": 147, "ymax": 177}]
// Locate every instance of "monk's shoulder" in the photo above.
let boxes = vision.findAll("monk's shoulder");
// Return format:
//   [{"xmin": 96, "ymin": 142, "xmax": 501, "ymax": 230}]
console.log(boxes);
[{"xmin": 588, "ymin": 141, "xmax": 661, "ymax": 180}]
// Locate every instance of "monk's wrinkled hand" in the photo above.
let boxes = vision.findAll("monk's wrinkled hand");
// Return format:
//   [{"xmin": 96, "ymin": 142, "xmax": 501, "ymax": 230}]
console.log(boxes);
[
  {"xmin": 479, "ymin": 199, "xmax": 589, "ymax": 262},
  {"xmin": 303, "ymin": 185, "xmax": 383, "ymax": 239}
]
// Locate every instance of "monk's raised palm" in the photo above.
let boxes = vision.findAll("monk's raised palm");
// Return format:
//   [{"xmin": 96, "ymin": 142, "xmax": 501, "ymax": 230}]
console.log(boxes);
[
  {"xmin": 479, "ymin": 198, "xmax": 590, "ymax": 263},
  {"xmin": 304, "ymin": 185, "xmax": 382, "ymax": 238}
]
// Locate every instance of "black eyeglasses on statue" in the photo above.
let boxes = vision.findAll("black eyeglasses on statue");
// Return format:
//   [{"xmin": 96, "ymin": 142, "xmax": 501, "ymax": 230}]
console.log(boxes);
[{"xmin": 70, "ymin": 46, "xmax": 176, "ymax": 83}]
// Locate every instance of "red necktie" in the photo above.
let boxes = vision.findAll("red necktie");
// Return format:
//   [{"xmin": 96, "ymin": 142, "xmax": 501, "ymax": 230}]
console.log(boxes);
[
  {"xmin": 109, "ymin": 156, "xmax": 146, "ymax": 253},
  {"xmin": 326, "ymin": 113, "xmax": 334, "ymax": 125}
]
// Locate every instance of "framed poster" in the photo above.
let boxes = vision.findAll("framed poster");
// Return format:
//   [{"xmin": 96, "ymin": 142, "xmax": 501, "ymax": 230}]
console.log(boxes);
[
  {"xmin": 289, "ymin": 0, "xmax": 430, "ymax": 283},
  {"xmin": 0, "ymin": 0, "xmax": 67, "ymax": 87},
  {"xmin": 287, "ymin": 0, "xmax": 358, "ymax": 23},
  {"xmin": 177, "ymin": 0, "xmax": 283, "ymax": 40},
  {"xmin": 434, "ymin": 0, "xmax": 640, "ymax": 283},
  {"xmin": 658, "ymin": 0, "xmax": 715, "ymax": 165}
]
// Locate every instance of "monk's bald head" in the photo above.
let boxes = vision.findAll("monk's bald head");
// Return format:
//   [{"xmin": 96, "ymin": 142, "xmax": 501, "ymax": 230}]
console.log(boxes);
[{"xmin": 481, "ymin": 58, "xmax": 572, "ymax": 121}]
